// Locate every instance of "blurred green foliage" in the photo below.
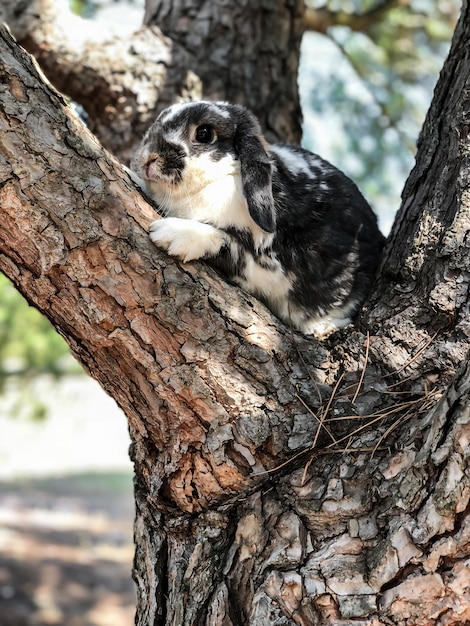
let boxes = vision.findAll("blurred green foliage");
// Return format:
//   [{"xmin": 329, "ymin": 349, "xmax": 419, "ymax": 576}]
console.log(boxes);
[
  {"xmin": 0, "ymin": 274, "xmax": 81, "ymax": 419},
  {"xmin": 301, "ymin": 0, "xmax": 459, "ymax": 231},
  {"xmin": 69, "ymin": 0, "xmax": 95, "ymax": 18}
]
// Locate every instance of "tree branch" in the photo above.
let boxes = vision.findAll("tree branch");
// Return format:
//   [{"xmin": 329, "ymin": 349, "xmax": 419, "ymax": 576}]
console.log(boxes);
[
  {"xmin": 0, "ymin": 23, "xmax": 338, "ymax": 513},
  {"xmin": 304, "ymin": 0, "xmax": 408, "ymax": 34},
  {"xmin": 2, "ymin": 12, "xmax": 470, "ymax": 622},
  {"xmin": 1, "ymin": 2, "xmax": 469, "ymax": 513},
  {"xmin": 1, "ymin": 0, "xmax": 201, "ymax": 164}
]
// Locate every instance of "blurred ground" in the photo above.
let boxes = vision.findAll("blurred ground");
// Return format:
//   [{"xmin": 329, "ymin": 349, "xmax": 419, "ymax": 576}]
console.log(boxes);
[{"xmin": 0, "ymin": 377, "xmax": 135, "ymax": 626}]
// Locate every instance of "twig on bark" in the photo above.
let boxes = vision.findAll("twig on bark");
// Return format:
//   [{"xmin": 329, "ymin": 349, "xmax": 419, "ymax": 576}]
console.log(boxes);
[{"xmin": 351, "ymin": 331, "xmax": 370, "ymax": 404}]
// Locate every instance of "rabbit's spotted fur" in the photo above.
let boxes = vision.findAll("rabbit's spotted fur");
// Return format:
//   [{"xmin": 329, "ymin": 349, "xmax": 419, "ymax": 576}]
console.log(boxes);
[{"xmin": 132, "ymin": 101, "xmax": 385, "ymax": 337}]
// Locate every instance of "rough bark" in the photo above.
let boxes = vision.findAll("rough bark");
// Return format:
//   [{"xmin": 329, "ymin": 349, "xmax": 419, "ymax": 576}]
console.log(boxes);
[
  {"xmin": 0, "ymin": 2, "xmax": 469, "ymax": 624},
  {"xmin": 1, "ymin": 0, "xmax": 303, "ymax": 163},
  {"xmin": 144, "ymin": 0, "xmax": 304, "ymax": 143},
  {"xmin": 363, "ymin": 1, "xmax": 470, "ymax": 384},
  {"xmin": 0, "ymin": 0, "xmax": 199, "ymax": 164}
]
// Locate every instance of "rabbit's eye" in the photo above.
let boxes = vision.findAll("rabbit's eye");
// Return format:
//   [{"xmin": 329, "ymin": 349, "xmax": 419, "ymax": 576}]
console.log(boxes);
[{"xmin": 195, "ymin": 125, "xmax": 214, "ymax": 144}]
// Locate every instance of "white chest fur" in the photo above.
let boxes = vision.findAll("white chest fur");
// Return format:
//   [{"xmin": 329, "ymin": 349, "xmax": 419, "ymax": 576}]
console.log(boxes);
[{"xmin": 147, "ymin": 153, "xmax": 271, "ymax": 250}]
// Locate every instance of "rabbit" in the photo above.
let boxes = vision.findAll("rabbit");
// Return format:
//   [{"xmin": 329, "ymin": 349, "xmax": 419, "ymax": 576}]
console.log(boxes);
[{"xmin": 131, "ymin": 100, "xmax": 385, "ymax": 337}]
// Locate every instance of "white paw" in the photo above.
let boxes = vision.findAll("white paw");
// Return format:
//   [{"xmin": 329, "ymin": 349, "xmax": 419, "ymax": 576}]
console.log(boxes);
[
  {"xmin": 302, "ymin": 315, "xmax": 352, "ymax": 339},
  {"xmin": 149, "ymin": 218, "xmax": 226, "ymax": 263}
]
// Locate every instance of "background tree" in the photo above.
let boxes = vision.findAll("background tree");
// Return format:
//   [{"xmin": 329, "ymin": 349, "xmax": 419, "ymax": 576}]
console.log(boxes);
[
  {"xmin": 0, "ymin": 0, "xmax": 458, "ymax": 213},
  {"xmin": 0, "ymin": 1, "xmax": 469, "ymax": 626}
]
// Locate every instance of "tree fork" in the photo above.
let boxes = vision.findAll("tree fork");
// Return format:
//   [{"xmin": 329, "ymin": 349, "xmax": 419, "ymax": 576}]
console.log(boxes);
[
  {"xmin": 0, "ymin": 23, "xmax": 339, "ymax": 512},
  {"xmin": 1, "ymin": 9, "xmax": 469, "ymax": 623}
]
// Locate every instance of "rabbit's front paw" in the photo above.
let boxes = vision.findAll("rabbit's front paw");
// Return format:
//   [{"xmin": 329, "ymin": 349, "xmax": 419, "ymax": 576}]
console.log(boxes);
[{"xmin": 149, "ymin": 218, "xmax": 226, "ymax": 263}]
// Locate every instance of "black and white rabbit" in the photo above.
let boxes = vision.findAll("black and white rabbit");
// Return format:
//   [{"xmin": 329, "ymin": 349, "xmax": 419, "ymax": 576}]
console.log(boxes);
[{"xmin": 131, "ymin": 101, "xmax": 385, "ymax": 337}]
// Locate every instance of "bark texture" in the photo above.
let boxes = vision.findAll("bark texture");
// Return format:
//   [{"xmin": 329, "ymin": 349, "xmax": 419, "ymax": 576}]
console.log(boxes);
[
  {"xmin": 0, "ymin": 3, "xmax": 469, "ymax": 625},
  {"xmin": 0, "ymin": 0, "xmax": 198, "ymax": 164},
  {"xmin": 365, "ymin": 3, "xmax": 470, "ymax": 388},
  {"xmin": 144, "ymin": 0, "xmax": 305, "ymax": 143}
]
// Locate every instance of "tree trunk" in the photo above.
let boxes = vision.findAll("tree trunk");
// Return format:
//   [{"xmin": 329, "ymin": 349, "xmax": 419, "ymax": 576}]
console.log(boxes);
[
  {"xmin": 144, "ymin": 0, "xmax": 304, "ymax": 143},
  {"xmin": 0, "ymin": 2, "xmax": 469, "ymax": 624},
  {"xmin": 364, "ymin": 2, "xmax": 470, "ymax": 386}
]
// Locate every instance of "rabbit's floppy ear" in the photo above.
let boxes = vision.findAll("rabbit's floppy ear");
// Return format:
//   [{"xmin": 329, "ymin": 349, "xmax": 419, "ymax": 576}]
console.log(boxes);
[{"xmin": 232, "ymin": 107, "xmax": 276, "ymax": 233}]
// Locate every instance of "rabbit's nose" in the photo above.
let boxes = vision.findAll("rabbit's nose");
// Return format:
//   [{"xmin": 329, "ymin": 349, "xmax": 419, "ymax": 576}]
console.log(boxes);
[{"xmin": 145, "ymin": 153, "xmax": 164, "ymax": 179}]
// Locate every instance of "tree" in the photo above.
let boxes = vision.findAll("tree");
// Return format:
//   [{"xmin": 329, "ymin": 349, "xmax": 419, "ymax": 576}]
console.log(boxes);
[
  {"xmin": 1, "ymin": 0, "xmax": 458, "ymax": 220},
  {"xmin": 0, "ymin": 0, "xmax": 304, "ymax": 162},
  {"xmin": 0, "ymin": 1, "xmax": 469, "ymax": 625}
]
